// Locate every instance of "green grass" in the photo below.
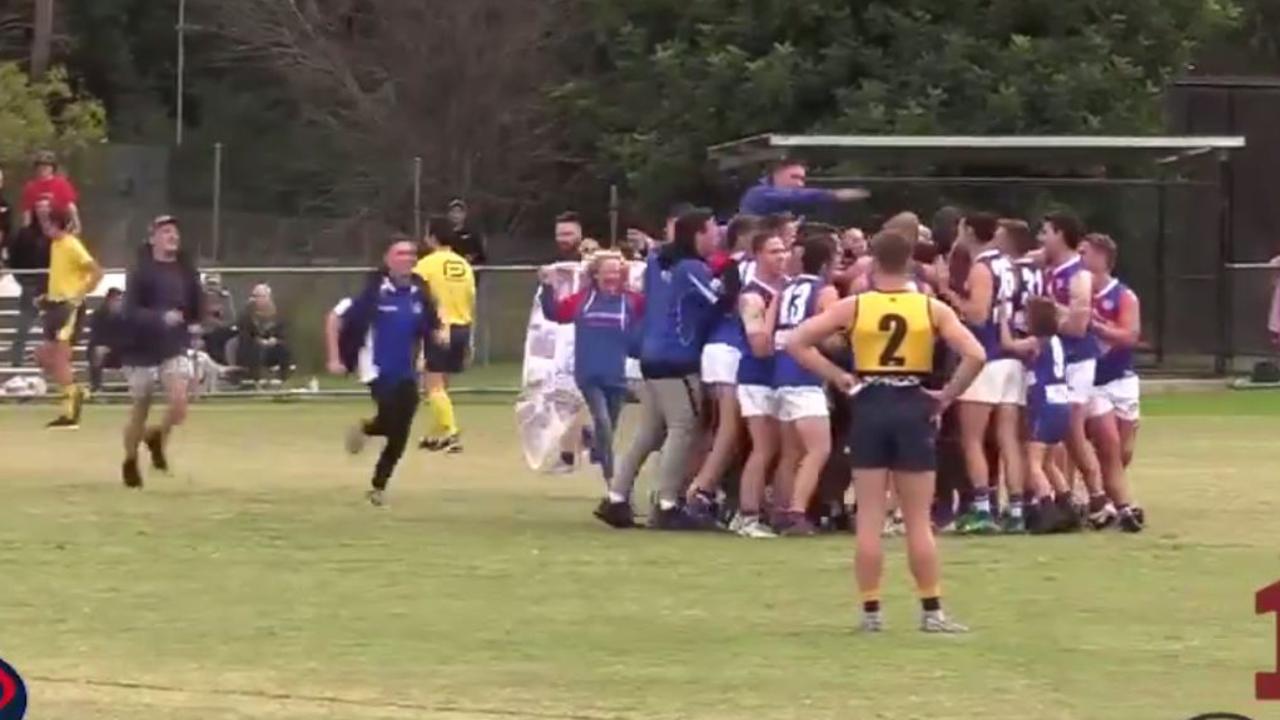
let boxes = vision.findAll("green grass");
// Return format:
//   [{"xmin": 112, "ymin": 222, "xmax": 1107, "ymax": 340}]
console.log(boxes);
[{"xmin": 2, "ymin": 392, "xmax": 1277, "ymax": 720}]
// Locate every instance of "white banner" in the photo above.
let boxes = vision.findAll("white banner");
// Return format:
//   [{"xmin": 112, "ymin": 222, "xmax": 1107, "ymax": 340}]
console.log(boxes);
[{"xmin": 517, "ymin": 262, "xmax": 587, "ymax": 472}]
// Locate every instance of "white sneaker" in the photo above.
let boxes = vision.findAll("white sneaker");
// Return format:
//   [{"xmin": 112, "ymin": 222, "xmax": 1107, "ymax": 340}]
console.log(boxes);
[
  {"xmin": 736, "ymin": 516, "xmax": 778, "ymax": 539},
  {"xmin": 365, "ymin": 489, "xmax": 387, "ymax": 507},
  {"xmin": 858, "ymin": 613, "xmax": 886, "ymax": 633},
  {"xmin": 728, "ymin": 513, "xmax": 746, "ymax": 533},
  {"xmin": 920, "ymin": 611, "xmax": 969, "ymax": 634}
]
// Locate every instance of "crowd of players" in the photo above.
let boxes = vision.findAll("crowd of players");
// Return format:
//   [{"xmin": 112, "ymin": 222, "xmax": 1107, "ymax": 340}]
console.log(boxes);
[{"xmin": 515, "ymin": 160, "xmax": 1144, "ymax": 631}]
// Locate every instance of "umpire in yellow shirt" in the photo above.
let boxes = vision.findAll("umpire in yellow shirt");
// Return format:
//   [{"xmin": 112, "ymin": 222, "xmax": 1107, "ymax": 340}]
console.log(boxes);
[
  {"xmin": 39, "ymin": 208, "xmax": 103, "ymax": 428},
  {"xmin": 413, "ymin": 216, "xmax": 476, "ymax": 453}
]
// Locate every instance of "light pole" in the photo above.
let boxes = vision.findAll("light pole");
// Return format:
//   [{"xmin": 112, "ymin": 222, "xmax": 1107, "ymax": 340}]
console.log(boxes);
[{"xmin": 176, "ymin": 0, "xmax": 186, "ymax": 146}]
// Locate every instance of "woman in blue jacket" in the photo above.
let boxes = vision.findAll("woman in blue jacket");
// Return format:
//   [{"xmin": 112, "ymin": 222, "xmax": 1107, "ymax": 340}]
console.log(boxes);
[{"xmin": 539, "ymin": 251, "xmax": 644, "ymax": 489}]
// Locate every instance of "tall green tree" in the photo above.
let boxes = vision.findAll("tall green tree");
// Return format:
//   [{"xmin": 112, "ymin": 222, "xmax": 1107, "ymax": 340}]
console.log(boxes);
[
  {"xmin": 555, "ymin": 0, "xmax": 1240, "ymax": 214},
  {"xmin": 0, "ymin": 62, "xmax": 106, "ymax": 165}
]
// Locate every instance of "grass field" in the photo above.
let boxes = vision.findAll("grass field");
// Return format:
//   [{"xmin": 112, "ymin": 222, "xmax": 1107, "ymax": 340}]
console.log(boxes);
[{"xmin": 2, "ymin": 391, "xmax": 1277, "ymax": 720}]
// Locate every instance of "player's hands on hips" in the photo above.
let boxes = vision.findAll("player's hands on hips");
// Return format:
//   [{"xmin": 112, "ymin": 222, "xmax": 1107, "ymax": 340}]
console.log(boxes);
[
  {"xmin": 833, "ymin": 372, "xmax": 858, "ymax": 395},
  {"xmin": 924, "ymin": 388, "xmax": 951, "ymax": 422}
]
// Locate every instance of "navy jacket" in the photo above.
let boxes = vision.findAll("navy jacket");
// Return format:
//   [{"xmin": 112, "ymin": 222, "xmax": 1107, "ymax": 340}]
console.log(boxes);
[
  {"xmin": 122, "ymin": 247, "xmax": 202, "ymax": 366},
  {"xmin": 338, "ymin": 271, "xmax": 439, "ymax": 377}
]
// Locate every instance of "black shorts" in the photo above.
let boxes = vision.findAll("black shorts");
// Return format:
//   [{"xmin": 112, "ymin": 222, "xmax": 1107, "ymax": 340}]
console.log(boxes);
[
  {"xmin": 425, "ymin": 324, "xmax": 471, "ymax": 374},
  {"xmin": 847, "ymin": 383, "xmax": 938, "ymax": 472},
  {"xmin": 41, "ymin": 301, "xmax": 83, "ymax": 344}
]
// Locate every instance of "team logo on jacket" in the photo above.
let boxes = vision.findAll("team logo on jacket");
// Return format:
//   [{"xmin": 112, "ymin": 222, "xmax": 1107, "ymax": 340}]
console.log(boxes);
[{"xmin": 0, "ymin": 656, "xmax": 28, "ymax": 720}]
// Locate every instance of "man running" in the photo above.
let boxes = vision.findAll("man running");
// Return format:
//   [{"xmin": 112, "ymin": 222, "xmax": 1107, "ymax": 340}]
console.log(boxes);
[
  {"xmin": 414, "ymin": 217, "xmax": 477, "ymax": 454},
  {"xmin": 327, "ymin": 236, "xmax": 442, "ymax": 506},
  {"xmin": 938, "ymin": 212, "xmax": 1024, "ymax": 533},
  {"xmin": 1080, "ymin": 233, "xmax": 1144, "ymax": 532},
  {"xmin": 119, "ymin": 216, "xmax": 202, "ymax": 488},
  {"xmin": 37, "ymin": 208, "xmax": 102, "ymax": 428},
  {"xmin": 786, "ymin": 230, "xmax": 985, "ymax": 633},
  {"xmin": 1039, "ymin": 212, "xmax": 1114, "ymax": 528}
]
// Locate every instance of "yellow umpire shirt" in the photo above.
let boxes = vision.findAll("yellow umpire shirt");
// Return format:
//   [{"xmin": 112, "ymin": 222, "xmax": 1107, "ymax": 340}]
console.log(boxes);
[
  {"xmin": 47, "ymin": 233, "xmax": 98, "ymax": 303},
  {"xmin": 414, "ymin": 248, "xmax": 476, "ymax": 326}
]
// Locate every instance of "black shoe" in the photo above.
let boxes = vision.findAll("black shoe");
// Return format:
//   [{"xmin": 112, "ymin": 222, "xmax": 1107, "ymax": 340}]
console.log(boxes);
[
  {"xmin": 122, "ymin": 458, "xmax": 143, "ymax": 489},
  {"xmin": 45, "ymin": 416, "xmax": 79, "ymax": 430},
  {"xmin": 1118, "ymin": 506, "xmax": 1145, "ymax": 533},
  {"xmin": 1027, "ymin": 499, "xmax": 1062, "ymax": 535},
  {"xmin": 648, "ymin": 505, "xmax": 703, "ymax": 531},
  {"xmin": 144, "ymin": 428, "xmax": 169, "ymax": 472},
  {"xmin": 1054, "ymin": 496, "xmax": 1082, "ymax": 532},
  {"xmin": 418, "ymin": 437, "xmax": 443, "ymax": 451},
  {"xmin": 442, "ymin": 434, "xmax": 463, "ymax": 455},
  {"xmin": 593, "ymin": 499, "xmax": 635, "ymax": 529}
]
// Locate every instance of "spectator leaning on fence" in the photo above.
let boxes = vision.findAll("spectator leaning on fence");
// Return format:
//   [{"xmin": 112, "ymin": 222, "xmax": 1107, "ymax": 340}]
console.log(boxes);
[
  {"xmin": 4, "ymin": 195, "xmax": 52, "ymax": 367},
  {"xmin": 21, "ymin": 151, "xmax": 80, "ymax": 234},
  {"xmin": 236, "ymin": 283, "xmax": 292, "ymax": 384},
  {"xmin": 446, "ymin": 199, "xmax": 488, "ymax": 265}
]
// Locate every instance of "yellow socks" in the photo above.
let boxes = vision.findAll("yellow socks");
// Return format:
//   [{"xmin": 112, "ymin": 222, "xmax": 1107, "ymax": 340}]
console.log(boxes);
[{"xmin": 428, "ymin": 388, "xmax": 458, "ymax": 438}]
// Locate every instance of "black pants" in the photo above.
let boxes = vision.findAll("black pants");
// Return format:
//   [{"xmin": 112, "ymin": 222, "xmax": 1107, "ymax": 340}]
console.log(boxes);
[
  {"xmin": 367, "ymin": 379, "xmax": 419, "ymax": 490},
  {"xmin": 244, "ymin": 341, "xmax": 292, "ymax": 381}
]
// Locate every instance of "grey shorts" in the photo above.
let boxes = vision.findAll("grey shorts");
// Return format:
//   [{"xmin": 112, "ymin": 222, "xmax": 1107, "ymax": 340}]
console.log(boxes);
[{"xmin": 124, "ymin": 355, "xmax": 195, "ymax": 400}]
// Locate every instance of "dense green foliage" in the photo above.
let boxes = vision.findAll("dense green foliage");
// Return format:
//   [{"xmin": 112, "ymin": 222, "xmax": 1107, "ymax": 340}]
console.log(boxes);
[
  {"xmin": 17, "ymin": 0, "xmax": 1278, "ymax": 227},
  {"xmin": 0, "ymin": 62, "xmax": 105, "ymax": 165}
]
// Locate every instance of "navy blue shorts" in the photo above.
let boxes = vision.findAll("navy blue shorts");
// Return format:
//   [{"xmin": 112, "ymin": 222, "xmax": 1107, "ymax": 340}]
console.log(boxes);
[
  {"xmin": 425, "ymin": 324, "xmax": 471, "ymax": 374},
  {"xmin": 1028, "ymin": 403, "xmax": 1069, "ymax": 445},
  {"xmin": 848, "ymin": 384, "xmax": 938, "ymax": 472}
]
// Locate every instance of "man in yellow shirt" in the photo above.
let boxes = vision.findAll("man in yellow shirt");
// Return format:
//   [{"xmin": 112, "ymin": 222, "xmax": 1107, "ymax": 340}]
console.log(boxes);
[
  {"xmin": 413, "ymin": 216, "xmax": 476, "ymax": 453},
  {"xmin": 38, "ymin": 208, "xmax": 103, "ymax": 428}
]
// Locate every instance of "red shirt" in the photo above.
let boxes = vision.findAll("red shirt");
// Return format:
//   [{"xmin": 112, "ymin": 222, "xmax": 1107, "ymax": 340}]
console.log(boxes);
[{"xmin": 21, "ymin": 175, "xmax": 78, "ymax": 212}]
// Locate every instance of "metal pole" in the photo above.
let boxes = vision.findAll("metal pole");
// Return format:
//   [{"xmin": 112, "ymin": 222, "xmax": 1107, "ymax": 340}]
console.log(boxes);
[
  {"xmin": 176, "ymin": 0, "xmax": 186, "ymax": 146},
  {"xmin": 608, "ymin": 184, "xmax": 619, "ymax": 247},
  {"xmin": 212, "ymin": 142, "xmax": 223, "ymax": 262},
  {"xmin": 1154, "ymin": 183, "xmax": 1166, "ymax": 365},
  {"xmin": 1215, "ymin": 150, "xmax": 1234, "ymax": 376},
  {"xmin": 412, "ymin": 156, "xmax": 423, "ymax": 239},
  {"xmin": 30, "ymin": 0, "xmax": 53, "ymax": 78}
]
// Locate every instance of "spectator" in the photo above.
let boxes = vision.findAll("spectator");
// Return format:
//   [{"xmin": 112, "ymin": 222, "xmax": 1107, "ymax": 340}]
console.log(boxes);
[
  {"xmin": 87, "ymin": 288, "xmax": 127, "ymax": 392},
  {"xmin": 5, "ymin": 195, "xmax": 52, "ymax": 367},
  {"xmin": 738, "ymin": 159, "xmax": 868, "ymax": 217},
  {"xmin": 21, "ymin": 151, "xmax": 80, "ymax": 233},
  {"xmin": 0, "ymin": 168, "xmax": 12, "ymax": 250},
  {"xmin": 554, "ymin": 211, "xmax": 584, "ymax": 261},
  {"xmin": 236, "ymin": 283, "xmax": 292, "ymax": 383},
  {"xmin": 200, "ymin": 273, "xmax": 237, "ymax": 363},
  {"xmin": 445, "ymin": 199, "xmax": 488, "ymax": 265},
  {"xmin": 625, "ymin": 202, "xmax": 695, "ymax": 257}
]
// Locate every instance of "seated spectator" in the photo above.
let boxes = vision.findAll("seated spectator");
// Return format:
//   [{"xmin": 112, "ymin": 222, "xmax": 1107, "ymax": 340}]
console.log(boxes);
[
  {"xmin": 236, "ymin": 283, "xmax": 291, "ymax": 383},
  {"xmin": 88, "ymin": 288, "xmax": 127, "ymax": 392},
  {"xmin": 200, "ymin": 273, "xmax": 237, "ymax": 363}
]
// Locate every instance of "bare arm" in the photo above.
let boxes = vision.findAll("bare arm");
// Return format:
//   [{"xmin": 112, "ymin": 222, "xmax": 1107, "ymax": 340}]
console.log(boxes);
[
  {"xmin": 944, "ymin": 262, "xmax": 991, "ymax": 324},
  {"xmin": 786, "ymin": 296, "xmax": 858, "ymax": 392},
  {"xmin": 998, "ymin": 315, "xmax": 1039, "ymax": 357},
  {"xmin": 1060, "ymin": 270, "xmax": 1092, "ymax": 338},
  {"xmin": 1093, "ymin": 289, "xmax": 1140, "ymax": 348},
  {"xmin": 741, "ymin": 293, "xmax": 773, "ymax": 358},
  {"xmin": 325, "ymin": 308, "xmax": 344, "ymax": 373},
  {"xmin": 930, "ymin": 298, "xmax": 986, "ymax": 408}
]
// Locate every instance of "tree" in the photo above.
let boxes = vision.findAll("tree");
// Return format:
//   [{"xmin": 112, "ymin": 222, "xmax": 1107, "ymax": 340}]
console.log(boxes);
[
  {"xmin": 554, "ymin": 0, "xmax": 1241, "ymax": 215},
  {"xmin": 189, "ymin": 0, "xmax": 574, "ymax": 230},
  {"xmin": 0, "ymin": 62, "xmax": 106, "ymax": 165}
]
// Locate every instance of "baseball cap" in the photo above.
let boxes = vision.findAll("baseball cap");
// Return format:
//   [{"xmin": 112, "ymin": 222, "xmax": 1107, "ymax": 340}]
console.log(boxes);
[
  {"xmin": 33, "ymin": 150, "xmax": 57, "ymax": 167},
  {"xmin": 151, "ymin": 214, "xmax": 180, "ymax": 231},
  {"xmin": 447, "ymin": 198, "xmax": 466, "ymax": 211}
]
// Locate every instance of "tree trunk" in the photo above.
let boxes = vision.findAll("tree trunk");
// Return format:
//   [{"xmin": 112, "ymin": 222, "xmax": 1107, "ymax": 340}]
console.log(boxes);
[{"xmin": 30, "ymin": 0, "xmax": 53, "ymax": 78}]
